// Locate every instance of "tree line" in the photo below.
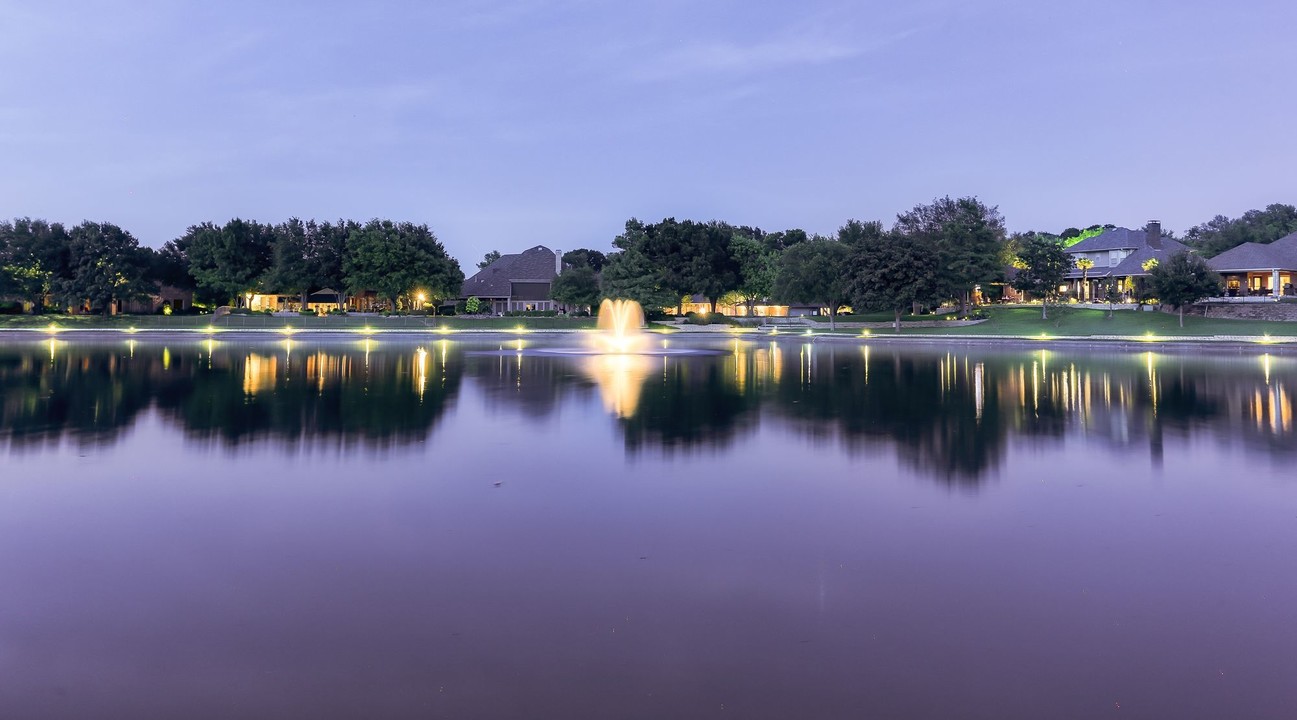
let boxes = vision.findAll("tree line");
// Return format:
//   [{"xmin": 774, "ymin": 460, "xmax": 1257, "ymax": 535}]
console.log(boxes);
[
  {"xmin": 0, "ymin": 217, "xmax": 463, "ymax": 314},
  {"xmin": 549, "ymin": 196, "xmax": 1008, "ymax": 329},
  {"xmin": 548, "ymin": 199, "xmax": 1294, "ymax": 328}
]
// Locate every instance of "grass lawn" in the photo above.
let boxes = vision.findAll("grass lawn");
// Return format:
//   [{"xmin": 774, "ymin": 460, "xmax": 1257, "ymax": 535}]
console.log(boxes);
[
  {"xmin": 905, "ymin": 307, "xmax": 1297, "ymax": 338},
  {"xmin": 0, "ymin": 314, "xmax": 598, "ymax": 332}
]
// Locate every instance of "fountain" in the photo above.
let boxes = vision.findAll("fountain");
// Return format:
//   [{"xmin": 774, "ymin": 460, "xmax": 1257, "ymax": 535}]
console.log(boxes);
[{"xmin": 592, "ymin": 298, "xmax": 648, "ymax": 354}]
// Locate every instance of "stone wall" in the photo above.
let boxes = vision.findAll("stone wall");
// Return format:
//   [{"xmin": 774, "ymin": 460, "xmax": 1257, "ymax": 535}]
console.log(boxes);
[{"xmin": 1178, "ymin": 301, "xmax": 1297, "ymax": 322}]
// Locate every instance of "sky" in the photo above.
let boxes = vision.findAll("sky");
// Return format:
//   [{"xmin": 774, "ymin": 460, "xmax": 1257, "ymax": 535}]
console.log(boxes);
[{"xmin": 1, "ymin": 0, "xmax": 1294, "ymax": 265}]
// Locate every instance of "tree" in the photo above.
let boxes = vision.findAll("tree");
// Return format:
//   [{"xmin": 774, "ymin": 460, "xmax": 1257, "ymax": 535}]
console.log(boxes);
[
  {"xmin": 0, "ymin": 218, "xmax": 70, "ymax": 311},
  {"xmin": 184, "ymin": 218, "xmax": 275, "ymax": 305},
  {"xmin": 730, "ymin": 232, "xmax": 780, "ymax": 316},
  {"xmin": 1010, "ymin": 234, "xmax": 1072, "ymax": 319},
  {"xmin": 1186, "ymin": 204, "xmax": 1297, "ymax": 257},
  {"xmin": 601, "ymin": 247, "xmax": 679, "ymax": 312},
  {"xmin": 1075, "ymin": 257, "xmax": 1094, "ymax": 301},
  {"xmin": 685, "ymin": 220, "xmax": 742, "ymax": 313},
  {"xmin": 562, "ymin": 249, "xmax": 607, "ymax": 272},
  {"xmin": 773, "ymin": 238, "xmax": 852, "ymax": 329},
  {"xmin": 477, "ymin": 250, "xmax": 502, "ymax": 269},
  {"xmin": 465, "ymin": 296, "xmax": 485, "ymax": 314},
  {"xmin": 895, "ymin": 197, "xmax": 1006, "ymax": 314},
  {"xmin": 611, "ymin": 218, "xmax": 688, "ymax": 312},
  {"xmin": 268, "ymin": 217, "xmax": 314, "ymax": 306},
  {"xmin": 836, "ymin": 219, "xmax": 887, "ymax": 247},
  {"xmin": 550, "ymin": 265, "xmax": 600, "ymax": 311},
  {"xmin": 344, "ymin": 220, "xmax": 463, "ymax": 310},
  {"xmin": 56, "ymin": 221, "xmax": 150, "ymax": 315},
  {"xmin": 848, "ymin": 230, "xmax": 940, "ymax": 332},
  {"xmin": 1147, "ymin": 251, "xmax": 1223, "ymax": 327}
]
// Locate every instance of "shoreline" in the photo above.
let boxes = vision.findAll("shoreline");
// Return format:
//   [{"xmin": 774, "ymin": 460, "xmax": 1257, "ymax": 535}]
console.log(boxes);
[{"xmin": 3, "ymin": 326, "xmax": 1296, "ymax": 353}]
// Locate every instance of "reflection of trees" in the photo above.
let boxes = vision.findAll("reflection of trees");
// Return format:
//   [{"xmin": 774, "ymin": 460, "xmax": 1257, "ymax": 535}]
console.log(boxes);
[
  {"xmin": 0, "ymin": 341, "xmax": 164, "ymax": 450},
  {"xmin": 619, "ymin": 355, "xmax": 756, "ymax": 454},
  {"xmin": 766, "ymin": 346, "xmax": 1010, "ymax": 485},
  {"xmin": 0, "ymin": 341, "xmax": 462, "ymax": 451},
  {"xmin": 1, "ymin": 340, "xmax": 1294, "ymax": 482}
]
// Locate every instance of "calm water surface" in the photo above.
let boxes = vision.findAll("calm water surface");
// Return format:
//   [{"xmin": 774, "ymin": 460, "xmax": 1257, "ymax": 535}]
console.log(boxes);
[{"xmin": 2, "ymin": 336, "xmax": 1295, "ymax": 719}]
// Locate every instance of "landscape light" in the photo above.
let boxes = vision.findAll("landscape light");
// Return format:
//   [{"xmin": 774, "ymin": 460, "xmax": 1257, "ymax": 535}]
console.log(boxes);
[
  {"xmin": 281, "ymin": 327, "xmax": 296, "ymax": 336},
  {"xmin": 1259, "ymin": 333, "xmax": 1275, "ymax": 345},
  {"xmin": 125, "ymin": 326, "xmax": 138, "ymax": 334},
  {"xmin": 47, "ymin": 323, "xmax": 60, "ymax": 334}
]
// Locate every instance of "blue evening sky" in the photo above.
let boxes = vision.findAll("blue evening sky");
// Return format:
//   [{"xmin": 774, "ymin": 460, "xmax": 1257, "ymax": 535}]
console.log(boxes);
[{"xmin": 2, "ymin": 0, "xmax": 1293, "ymax": 263}]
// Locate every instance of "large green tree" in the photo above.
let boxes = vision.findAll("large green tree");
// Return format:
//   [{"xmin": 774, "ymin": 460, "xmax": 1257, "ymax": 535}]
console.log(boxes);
[
  {"xmin": 1148, "ymin": 251, "xmax": 1223, "ymax": 327},
  {"xmin": 601, "ymin": 246, "xmax": 679, "ymax": 311},
  {"xmin": 57, "ymin": 221, "xmax": 150, "ymax": 315},
  {"xmin": 343, "ymin": 219, "xmax": 463, "ymax": 310},
  {"xmin": 267, "ymin": 217, "xmax": 315, "ymax": 305},
  {"xmin": 0, "ymin": 217, "xmax": 70, "ymax": 311},
  {"xmin": 895, "ymin": 196, "xmax": 1007, "ymax": 313},
  {"xmin": 1186, "ymin": 204, "xmax": 1297, "ymax": 257},
  {"xmin": 549, "ymin": 265, "xmax": 601, "ymax": 311},
  {"xmin": 685, "ymin": 220, "xmax": 742, "ymax": 313},
  {"xmin": 848, "ymin": 230, "xmax": 940, "ymax": 332},
  {"xmin": 1009, "ymin": 233, "xmax": 1072, "ymax": 319},
  {"xmin": 773, "ymin": 238, "xmax": 852, "ymax": 329},
  {"xmin": 562, "ymin": 248, "xmax": 607, "ymax": 272},
  {"xmin": 477, "ymin": 250, "xmax": 502, "ymax": 269},
  {"xmin": 730, "ymin": 231, "xmax": 780, "ymax": 316},
  {"xmin": 184, "ymin": 218, "xmax": 275, "ymax": 305}
]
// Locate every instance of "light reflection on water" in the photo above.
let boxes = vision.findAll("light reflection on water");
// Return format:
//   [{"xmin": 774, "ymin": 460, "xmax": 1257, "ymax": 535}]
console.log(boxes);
[{"xmin": 2, "ymin": 338, "xmax": 1297, "ymax": 718}]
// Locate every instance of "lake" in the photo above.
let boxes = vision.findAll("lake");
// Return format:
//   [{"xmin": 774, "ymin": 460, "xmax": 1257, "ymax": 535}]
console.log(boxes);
[{"xmin": 2, "ymin": 335, "xmax": 1295, "ymax": 719}]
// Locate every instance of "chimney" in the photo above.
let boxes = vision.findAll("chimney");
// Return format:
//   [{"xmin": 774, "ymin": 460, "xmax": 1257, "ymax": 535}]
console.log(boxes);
[
  {"xmin": 555, "ymin": 248, "xmax": 562, "ymax": 275},
  {"xmin": 1146, "ymin": 220, "xmax": 1162, "ymax": 249}
]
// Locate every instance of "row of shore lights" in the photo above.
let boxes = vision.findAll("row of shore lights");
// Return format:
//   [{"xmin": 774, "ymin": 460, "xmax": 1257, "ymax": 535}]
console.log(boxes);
[{"xmin": 38, "ymin": 322, "xmax": 1283, "ymax": 346}]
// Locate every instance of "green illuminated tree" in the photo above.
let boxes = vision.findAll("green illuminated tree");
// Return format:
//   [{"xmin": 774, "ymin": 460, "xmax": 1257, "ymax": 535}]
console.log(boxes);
[
  {"xmin": 1010, "ymin": 234, "xmax": 1071, "ymax": 319},
  {"xmin": 1148, "ymin": 251, "xmax": 1223, "ymax": 327},
  {"xmin": 1075, "ymin": 257, "xmax": 1094, "ymax": 300}
]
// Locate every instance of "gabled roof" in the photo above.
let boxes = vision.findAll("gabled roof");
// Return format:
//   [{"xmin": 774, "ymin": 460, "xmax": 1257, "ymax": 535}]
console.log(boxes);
[
  {"xmin": 1207, "ymin": 232, "xmax": 1297, "ymax": 272},
  {"xmin": 1063, "ymin": 228, "xmax": 1188, "ymax": 278},
  {"xmin": 1066, "ymin": 227, "xmax": 1154, "ymax": 253},
  {"xmin": 460, "ymin": 245, "xmax": 559, "ymax": 298}
]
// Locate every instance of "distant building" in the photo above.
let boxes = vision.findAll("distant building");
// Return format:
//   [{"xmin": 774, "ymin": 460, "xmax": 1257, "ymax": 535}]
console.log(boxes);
[
  {"xmin": 460, "ymin": 245, "xmax": 562, "ymax": 313},
  {"xmin": 1206, "ymin": 231, "xmax": 1297, "ymax": 297},
  {"xmin": 1063, "ymin": 221, "xmax": 1188, "ymax": 301}
]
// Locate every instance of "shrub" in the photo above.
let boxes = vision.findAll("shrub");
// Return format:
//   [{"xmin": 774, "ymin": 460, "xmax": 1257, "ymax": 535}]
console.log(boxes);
[
  {"xmin": 326, "ymin": 308, "xmax": 347, "ymax": 316},
  {"xmin": 0, "ymin": 301, "xmax": 23, "ymax": 315},
  {"xmin": 504, "ymin": 310, "xmax": 559, "ymax": 317},
  {"xmin": 298, "ymin": 308, "xmax": 317, "ymax": 316}
]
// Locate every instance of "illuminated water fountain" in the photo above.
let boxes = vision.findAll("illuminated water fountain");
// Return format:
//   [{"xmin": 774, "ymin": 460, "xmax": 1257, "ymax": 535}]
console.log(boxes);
[{"xmin": 592, "ymin": 298, "xmax": 649, "ymax": 354}]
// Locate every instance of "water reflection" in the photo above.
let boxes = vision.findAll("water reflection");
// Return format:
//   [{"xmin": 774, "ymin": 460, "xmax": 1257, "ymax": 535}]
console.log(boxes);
[{"xmin": 1, "ymin": 339, "xmax": 1293, "ymax": 483}]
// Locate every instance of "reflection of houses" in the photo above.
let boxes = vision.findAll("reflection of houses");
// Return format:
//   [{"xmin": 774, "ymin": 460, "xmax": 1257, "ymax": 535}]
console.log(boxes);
[
  {"xmin": 460, "ymin": 245, "xmax": 562, "ymax": 314},
  {"xmin": 1063, "ymin": 221, "xmax": 1188, "ymax": 300},
  {"xmin": 1207, "ymin": 231, "xmax": 1297, "ymax": 298}
]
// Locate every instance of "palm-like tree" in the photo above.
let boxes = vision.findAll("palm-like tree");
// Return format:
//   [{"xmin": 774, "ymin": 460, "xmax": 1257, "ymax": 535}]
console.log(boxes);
[{"xmin": 1075, "ymin": 257, "xmax": 1094, "ymax": 301}]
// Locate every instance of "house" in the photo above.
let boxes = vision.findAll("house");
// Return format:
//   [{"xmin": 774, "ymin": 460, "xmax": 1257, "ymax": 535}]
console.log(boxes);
[
  {"xmin": 460, "ymin": 245, "xmax": 562, "ymax": 313},
  {"xmin": 1063, "ymin": 221, "xmax": 1189, "ymax": 301},
  {"xmin": 672, "ymin": 294, "xmax": 826, "ymax": 317},
  {"xmin": 1206, "ymin": 231, "xmax": 1297, "ymax": 297}
]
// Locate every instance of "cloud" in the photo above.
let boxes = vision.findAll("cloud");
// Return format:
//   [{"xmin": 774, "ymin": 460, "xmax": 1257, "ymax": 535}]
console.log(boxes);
[{"xmin": 630, "ymin": 26, "xmax": 918, "ymax": 82}]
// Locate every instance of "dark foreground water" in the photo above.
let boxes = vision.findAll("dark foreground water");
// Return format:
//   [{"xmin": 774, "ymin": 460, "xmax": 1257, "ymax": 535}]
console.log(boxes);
[{"xmin": 2, "ymin": 335, "xmax": 1295, "ymax": 719}]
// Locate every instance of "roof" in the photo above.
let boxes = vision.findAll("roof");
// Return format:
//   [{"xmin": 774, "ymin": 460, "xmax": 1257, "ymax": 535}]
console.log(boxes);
[
  {"xmin": 1066, "ymin": 227, "xmax": 1154, "ymax": 253},
  {"xmin": 1064, "ymin": 229, "xmax": 1189, "ymax": 279},
  {"xmin": 460, "ymin": 245, "xmax": 559, "ymax": 298},
  {"xmin": 1207, "ymin": 232, "xmax": 1297, "ymax": 272}
]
